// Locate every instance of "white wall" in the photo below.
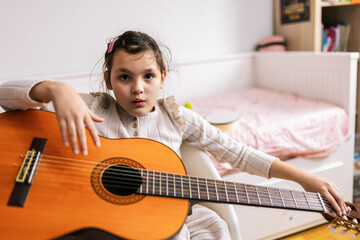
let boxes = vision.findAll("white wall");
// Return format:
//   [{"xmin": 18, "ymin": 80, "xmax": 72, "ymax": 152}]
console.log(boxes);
[{"xmin": 0, "ymin": 0, "xmax": 273, "ymax": 80}]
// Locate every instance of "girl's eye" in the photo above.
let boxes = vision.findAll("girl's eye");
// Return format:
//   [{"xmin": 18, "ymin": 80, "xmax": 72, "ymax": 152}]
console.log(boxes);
[
  {"xmin": 144, "ymin": 73, "xmax": 154, "ymax": 80},
  {"xmin": 119, "ymin": 75, "xmax": 130, "ymax": 81}
]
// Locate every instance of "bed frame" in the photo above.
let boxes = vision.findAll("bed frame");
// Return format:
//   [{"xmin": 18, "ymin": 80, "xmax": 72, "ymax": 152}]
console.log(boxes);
[
  {"xmin": 170, "ymin": 51, "xmax": 359, "ymax": 239},
  {"xmin": 1, "ymin": 52, "xmax": 357, "ymax": 239}
]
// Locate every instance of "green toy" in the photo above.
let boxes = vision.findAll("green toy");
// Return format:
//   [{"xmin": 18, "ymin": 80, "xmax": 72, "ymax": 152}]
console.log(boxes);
[{"xmin": 184, "ymin": 102, "xmax": 193, "ymax": 109}]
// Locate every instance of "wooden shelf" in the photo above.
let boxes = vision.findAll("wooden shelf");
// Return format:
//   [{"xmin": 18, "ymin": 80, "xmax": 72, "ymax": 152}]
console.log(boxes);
[
  {"xmin": 321, "ymin": 1, "xmax": 352, "ymax": 7},
  {"xmin": 274, "ymin": 0, "xmax": 360, "ymax": 131}
]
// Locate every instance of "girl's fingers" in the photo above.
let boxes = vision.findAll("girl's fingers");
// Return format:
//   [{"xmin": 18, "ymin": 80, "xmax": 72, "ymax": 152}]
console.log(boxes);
[
  {"xmin": 322, "ymin": 191, "xmax": 342, "ymax": 216},
  {"xmin": 58, "ymin": 111, "xmax": 102, "ymax": 155},
  {"xmin": 302, "ymin": 175, "xmax": 346, "ymax": 216},
  {"xmin": 319, "ymin": 181, "xmax": 346, "ymax": 216},
  {"xmin": 58, "ymin": 118, "xmax": 69, "ymax": 147},
  {"xmin": 85, "ymin": 114, "xmax": 101, "ymax": 148},
  {"xmin": 90, "ymin": 111, "xmax": 105, "ymax": 123},
  {"xmin": 75, "ymin": 118, "xmax": 87, "ymax": 156},
  {"xmin": 89, "ymin": 111, "xmax": 104, "ymax": 146},
  {"xmin": 49, "ymin": 83, "xmax": 100, "ymax": 155},
  {"xmin": 66, "ymin": 119, "xmax": 79, "ymax": 154},
  {"xmin": 329, "ymin": 184, "xmax": 346, "ymax": 215}
]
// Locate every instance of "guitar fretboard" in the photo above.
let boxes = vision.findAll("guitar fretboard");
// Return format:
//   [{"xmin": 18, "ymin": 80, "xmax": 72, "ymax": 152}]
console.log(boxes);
[{"xmin": 137, "ymin": 169, "xmax": 325, "ymax": 213}]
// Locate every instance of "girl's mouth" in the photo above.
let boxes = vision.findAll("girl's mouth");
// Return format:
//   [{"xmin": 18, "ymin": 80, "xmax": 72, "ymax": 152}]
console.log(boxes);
[{"xmin": 132, "ymin": 99, "xmax": 145, "ymax": 106}]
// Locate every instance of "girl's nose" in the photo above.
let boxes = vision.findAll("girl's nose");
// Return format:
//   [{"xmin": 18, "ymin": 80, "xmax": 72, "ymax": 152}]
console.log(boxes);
[{"xmin": 132, "ymin": 79, "xmax": 144, "ymax": 94}]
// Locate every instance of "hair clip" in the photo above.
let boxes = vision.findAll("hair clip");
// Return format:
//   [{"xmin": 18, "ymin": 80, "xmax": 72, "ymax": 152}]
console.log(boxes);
[{"xmin": 107, "ymin": 37, "xmax": 119, "ymax": 53}]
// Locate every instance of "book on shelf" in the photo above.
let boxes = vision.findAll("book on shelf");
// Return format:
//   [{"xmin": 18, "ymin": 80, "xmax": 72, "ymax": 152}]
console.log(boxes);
[
  {"xmin": 322, "ymin": 23, "xmax": 350, "ymax": 52},
  {"xmin": 321, "ymin": 0, "xmax": 351, "ymax": 2}
]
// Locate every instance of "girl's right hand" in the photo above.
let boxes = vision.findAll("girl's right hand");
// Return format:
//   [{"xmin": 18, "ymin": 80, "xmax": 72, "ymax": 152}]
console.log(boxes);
[{"xmin": 29, "ymin": 81, "xmax": 104, "ymax": 155}]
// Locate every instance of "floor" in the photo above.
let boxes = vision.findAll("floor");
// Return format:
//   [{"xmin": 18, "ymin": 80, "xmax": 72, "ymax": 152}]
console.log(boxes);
[{"xmin": 279, "ymin": 224, "xmax": 359, "ymax": 240}]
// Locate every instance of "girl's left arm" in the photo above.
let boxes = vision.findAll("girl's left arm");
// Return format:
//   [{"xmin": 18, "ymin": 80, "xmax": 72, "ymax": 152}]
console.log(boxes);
[
  {"xmin": 269, "ymin": 159, "xmax": 347, "ymax": 216},
  {"xmin": 178, "ymin": 105, "xmax": 347, "ymax": 215}
]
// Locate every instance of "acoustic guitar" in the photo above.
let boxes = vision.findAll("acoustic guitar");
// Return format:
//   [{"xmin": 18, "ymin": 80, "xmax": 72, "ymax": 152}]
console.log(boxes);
[{"xmin": 0, "ymin": 110, "xmax": 359, "ymax": 239}]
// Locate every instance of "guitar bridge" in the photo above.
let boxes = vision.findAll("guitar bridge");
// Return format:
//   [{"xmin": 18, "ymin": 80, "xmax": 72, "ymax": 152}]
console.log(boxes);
[
  {"xmin": 16, "ymin": 150, "xmax": 41, "ymax": 184},
  {"xmin": 8, "ymin": 137, "xmax": 47, "ymax": 207}
]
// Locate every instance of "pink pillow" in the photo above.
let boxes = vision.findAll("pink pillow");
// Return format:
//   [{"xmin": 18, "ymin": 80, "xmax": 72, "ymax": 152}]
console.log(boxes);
[{"xmin": 256, "ymin": 35, "xmax": 286, "ymax": 52}]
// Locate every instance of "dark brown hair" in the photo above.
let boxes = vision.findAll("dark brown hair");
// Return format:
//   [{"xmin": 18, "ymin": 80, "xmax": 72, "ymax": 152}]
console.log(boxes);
[
  {"xmin": 99, "ymin": 31, "xmax": 171, "ymax": 108},
  {"xmin": 103, "ymin": 31, "xmax": 170, "ymax": 81}
]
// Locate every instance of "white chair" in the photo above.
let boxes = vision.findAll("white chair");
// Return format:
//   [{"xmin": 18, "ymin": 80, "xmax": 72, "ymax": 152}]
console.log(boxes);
[{"xmin": 180, "ymin": 143, "xmax": 242, "ymax": 240}]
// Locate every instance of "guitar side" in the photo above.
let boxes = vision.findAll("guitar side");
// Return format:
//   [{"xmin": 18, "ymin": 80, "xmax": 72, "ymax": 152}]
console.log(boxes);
[{"xmin": 0, "ymin": 110, "xmax": 189, "ymax": 240}]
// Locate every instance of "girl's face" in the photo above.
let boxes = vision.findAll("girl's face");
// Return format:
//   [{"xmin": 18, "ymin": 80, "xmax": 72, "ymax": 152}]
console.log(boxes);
[{"xmin": 106, "ymin": 50, "xmax": 166, "ymax": 117}]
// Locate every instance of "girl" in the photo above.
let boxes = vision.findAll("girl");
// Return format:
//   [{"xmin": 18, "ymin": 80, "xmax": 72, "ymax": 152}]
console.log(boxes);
[{"xmin": 0, "ymin": 31, "xmax": 347, "ymax": 239}]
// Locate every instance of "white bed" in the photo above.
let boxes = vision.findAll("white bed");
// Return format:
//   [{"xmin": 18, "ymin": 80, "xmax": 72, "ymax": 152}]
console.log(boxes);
[{"xmin": 171, "ymin": 51, "xmax": 359, "ymax": 239}]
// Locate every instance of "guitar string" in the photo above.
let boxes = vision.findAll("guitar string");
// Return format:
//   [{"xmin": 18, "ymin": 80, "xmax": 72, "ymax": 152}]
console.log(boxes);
[
  {"xmin": 37, "ymin": 174, "xmax": 323, "ymax": 210},
  {"xmin": 37, "ymin": 153, "xmax": 329, "ymax": 205},
  {"xmin": 32, "ymin": 155, "xmax": 325, "ymax": 207},
  {"xmin": 38, "ymin": 156, "xmax": 320, "ymax": 202},
  {"xmin": 35, "ymin": 154, "xmax": 325, "ymax": 202},
  {"xmin": 20, "ymin": 153, "xmax": 330, "ymax": 210},
  {"xmin": 33, "ymin": 154, "xmax": 339, "ymax": 210},
  {"xmin": 29, "ymin": 157, "xmax": 326, "ymax": 210},
  {"xmin": 35, "ymin": 156, "xmax": 324, "ymax": 208}
]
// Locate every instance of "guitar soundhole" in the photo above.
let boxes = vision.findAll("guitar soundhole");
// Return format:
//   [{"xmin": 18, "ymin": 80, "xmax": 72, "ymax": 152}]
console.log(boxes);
[
  {"xmin": 101, "ymin": 165, "xmax": 141, "ymax": 196},
  {"xmin": 91, "ymin": 157, "xmax": 146, "ymax": 205}
]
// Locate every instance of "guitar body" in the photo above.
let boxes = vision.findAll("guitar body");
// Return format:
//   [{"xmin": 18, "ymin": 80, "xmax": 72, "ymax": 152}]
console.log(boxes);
[{"xmin": 0, "ymin": 110, "xmax": 189, "ymax": 240}]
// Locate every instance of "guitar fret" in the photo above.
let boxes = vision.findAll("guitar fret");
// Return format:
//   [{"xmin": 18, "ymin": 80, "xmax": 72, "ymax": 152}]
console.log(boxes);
[
  {"xmin": 152, "ymin": 171, "xmax": 156, "ymax": 195},
  {"xmin": 174, "ymin": 175, "xmax": 182, "ymax": 197},
  {"xmin": 291, "ymin": 190, "xmax": 298, "ymax": 208},
  {"xmin": 188, "ymin": 177, "xmax": 192, "ymax": 199},
  {"xmin": 225, "ymin": 182, "xmax": 237, "ymax": 203},
  {"xmin": 224, "ymin": 181, "xmax": 229, "ymax": 202},
  {"xmin": 186, "ymin": 177, "xmax": 191, "ymax": 199},
  {"xmin": 139, "ymin": 169, "xmax": 143, "ymax": 193},
  {"xmin": 317, "ymin": 193, "xmax": 327, "ymax": 212},
  {"xmin": 189, "ymin": 177, "xmax": 200, "ymax": 200},
  {"xmin": 246, "ymin": 185, "xmax": 260, "ymax": 205},
  {"xmin": 303, "ymin": 191, "xmax": 310, "ymax": 209},
  {"xmin": 181, "ymin": 175, "xmax": 184, "ymax": 198},
  {"xmin": 160, "ymin": 172, "xmax": 169, "ymax": 196},
  {"xmin": 306, "ymin": 192, "xmax": 324, "ymax": 210},
  {"xmin": 268, "ymin": 188, "xmax": 283, "ymax": 207},
  {"xmin": 159, "ymin": 172, "xmax": 162, "ymax": 195},
  {"xmin": 278, "ymin": 188, "xmax": 285, "ymax": 207},
  {"xmin": 256, "ymin": 186, "xmax": 272, "ymax": 206},
  {"xmin": 235, "ymin": 183, "xmax": 249, "ymax": 204},
  {"xmin": 151, "ymin": 171, "xmax": 154, "ymax": 194},
  {"xmin": 152, "ymin": 172, "xmax": 158, "ymax": 195},
  {"xmin": 215, "ymin": 180, "xmax": 226, "ymax": 202},
  {"xmin": 182, "ymin": 175, "xmax": 191, "ymax": 198},
  {"xmin": 181, "ymin": 176, "xmax": 190, "ymax": 198},
  {"xmin": 214, "ymin": 180, "xmax": 219, "ymax": 201},
  {"xmin": 254, "ymin": 186, "xmax": 261, "ymax": 205},
  {"xmin": 166, "ymin": 172, "xmax": 168, "ymax": 196},
  {"xmin": 207, "ymin": 179, "xmax": 217, "ymax": 201},
  {"xmin": 281, "ymin": 189, "xmax": 296, "ymax": 208},
  {"xmin": 173, "ymin": 174, "xmax": 176, "ymax": 197},
  {"xmin": 136, "ymin": 169, "xmax": 325, "ymax": 213},
  {"xmin": 244, "ymin": 184, "xmax": 250, "ymax": 204},
  {"xmin": 205, "ymin": 179, "xmax": 210, "ymax": 200},
  {"xmin": 168, "ymin": 173, "xmax": 174, "ymax": 197},
  {"xmin": 196, "ymin": 177, "xmax": 200, "ymax": 199},
  {"xmin": 146, "ymin": 170, "xmax": 149, "ymax": 194},
  {"xmin": 292, "ymin": 190, "xmax": 310, "ymax": 209},
  {"xmin": 197, "ymin": 177, "xmax": 208, "ymax": 200},
  {"xmin": 266, "ymin": 187, "xmax": 273, "ymax": 206},
  {"xmin": 234, "ymin": 182, "xmax": 239, "ymax": 203},
  {"xmin": 147, "ymin": 171, "xmax": 154, "ymax": 195}
]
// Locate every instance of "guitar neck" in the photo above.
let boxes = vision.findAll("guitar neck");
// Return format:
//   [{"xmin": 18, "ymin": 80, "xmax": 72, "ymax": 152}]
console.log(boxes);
[{"xmin": 137, "ymin": 169, "xmax": 326, "ymax": 213}]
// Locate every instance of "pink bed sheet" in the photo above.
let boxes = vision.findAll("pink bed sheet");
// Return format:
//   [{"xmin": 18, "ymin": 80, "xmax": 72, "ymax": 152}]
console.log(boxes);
[{"xmin": 186, "ymin": 87, "xmax": 350, "ymax": 176}]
